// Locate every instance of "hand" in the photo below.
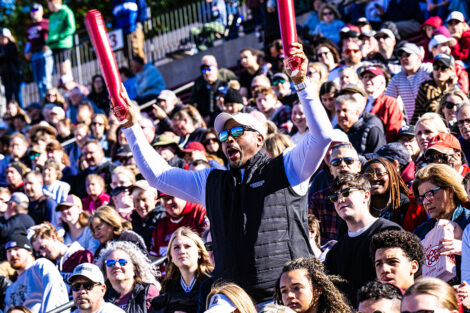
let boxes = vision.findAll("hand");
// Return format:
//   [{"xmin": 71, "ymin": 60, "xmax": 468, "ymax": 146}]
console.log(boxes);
[
  {"xmin": 118, "ymin": 89, "xmax": 137, "ymax": 129},
  {"xmin": 439, "ymin": 238, "xmax": 462, "ymax": 256},
  {"xmin": 427, "ymin": 2, "xmax": 437, "ymax": 11},
  {"xmin": 455, "ymin": 281, "xmax": 470, "ymax": 309},
  {"xmin": 152, "ymin": 104, "xmax": 167, "ymax": 120},
  {"xmin": 284, "ymin": 42, "xmax": 308, "ymax": 85}
]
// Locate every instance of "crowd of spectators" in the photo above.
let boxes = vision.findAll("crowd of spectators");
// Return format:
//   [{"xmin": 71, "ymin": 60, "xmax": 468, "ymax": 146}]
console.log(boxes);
[{"xmin": 4, "ymin": 0, "xmax": 470, "ymax": 313}]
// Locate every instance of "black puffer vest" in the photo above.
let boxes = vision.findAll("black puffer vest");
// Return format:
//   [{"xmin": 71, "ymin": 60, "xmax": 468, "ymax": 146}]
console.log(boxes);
[
  {"xmin": 205, "ymin": 150, "xmax": 312, "ymax": 303},
  {"xmin": 105, "ymin": 282, "xmax": 150, "ymax": 313}
]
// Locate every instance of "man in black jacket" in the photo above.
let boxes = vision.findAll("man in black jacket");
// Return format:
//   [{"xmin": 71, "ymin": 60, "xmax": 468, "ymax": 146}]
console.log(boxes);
[
  {"xmin": 0, "ymin": 192, "xmax": 34, "ymax": 249},
  {"xmin": 121, "ymin": 43, "xmax": 335, "ymax": 303}
]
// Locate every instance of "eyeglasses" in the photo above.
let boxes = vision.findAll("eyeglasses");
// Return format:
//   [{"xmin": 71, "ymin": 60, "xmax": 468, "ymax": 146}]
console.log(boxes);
[
  {"xmin": 29, "ymin": 153, "xmax": 40, "ymax": 160},
  {"xmin": 203, "ymin": 138, "xmax": 218, "ymax": 145},
  {"xmin": 46, "ymin": 93, "xmax": 56, "ymax": 97},
  {"xmin": 272, "ymin": 79, "xmax": 286, "ymax": 86},
  {"xmin": 458, "ymin": 118, "xmax": 470, "ymax": 127},
  {"xmin": 344, "ymin": 49, "xmax": 360, "ymax": 55},
  {"xmin": 330, "ymin": 157, "xmax": 357, "ymax": 167},
  {"xmin": 329, "ymin": 187, "xmax": 362, "ymax": 203},
  {"xmin": 218, "ymin": 126, "xmax": 257, "ymax": 142},
  {"xmin": 433, "ymin": 64, "xmax": 449, "ymax": 71},
  {"xmin": 71, "ymin": 282, "xmax": 99, "ymax": 292},
  {"xmin": 448, "ymin": 20, "xmax": 461, "ymax": 26},
  {"xmin": 417, "ymin": 187, "xmax": 441, "ymax": 205},
  {"xmin": 105, "ymin": 259, "xmax": 129, "ymax": 267},
  {"xmin": 443, "ymin": 101, "xmax": 458, "ymax": 109},
  {"xmin": 398, "ymin": 52, "xmax": 411, "ymax": 59},
  {"xmin": 323, "ymin": 11, "xmax": 334, "ymax": 16},
  {"xmin": 375, "ymin": 35, "xmax": 389, "ymax": 40},
  {"xmin": 426, "ymin": 153, "xmax": 451, "ymax": 164},
  {"xmin": 364, "ymin": 170, "xmax": 388, "ymax": 180},
  {"xmin": 317, "ymin": 51, "xmax": 330, "ymax": 57}
]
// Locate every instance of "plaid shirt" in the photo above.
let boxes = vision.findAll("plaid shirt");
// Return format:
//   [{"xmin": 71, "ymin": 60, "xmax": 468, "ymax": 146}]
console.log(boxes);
[{"xmin": 309, "ymin": 186, "xmax": 344, "ymax": 244}]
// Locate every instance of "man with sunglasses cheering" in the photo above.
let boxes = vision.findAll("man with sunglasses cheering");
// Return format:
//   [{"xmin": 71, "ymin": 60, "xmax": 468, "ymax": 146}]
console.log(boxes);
[
  {"xmin": 121, "ymin": 42, "xmax": 336, "ymax": 304},
  {"xmin": 69, "ymin": 263, "xmax": 125, "ymax": 313},
  {"xmin": 324, "ymin": 173, "xmax": 401, "ymax": 307}
]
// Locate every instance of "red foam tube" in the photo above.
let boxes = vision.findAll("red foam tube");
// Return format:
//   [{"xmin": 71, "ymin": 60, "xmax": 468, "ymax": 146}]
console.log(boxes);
[
  {"xmin": 276, "ymin": 0, "xmax": 300, "ymax": 75},
  {"xmin": 85, "ymin": 10, "xmax": 128, "ymax": 123}
]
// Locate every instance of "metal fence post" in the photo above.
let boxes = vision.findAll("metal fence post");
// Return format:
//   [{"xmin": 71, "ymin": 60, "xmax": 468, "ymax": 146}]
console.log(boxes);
[{"xmin": 74, "ymin": 34, "xmax": 83, "ymax": 84}]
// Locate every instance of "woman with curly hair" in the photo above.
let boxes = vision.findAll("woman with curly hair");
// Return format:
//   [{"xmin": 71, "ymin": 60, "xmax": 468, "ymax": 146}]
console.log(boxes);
[
  {"xmin": 150, "ymin": 227, "xmax": 213, "ymax": 313},
  {"xmin": 96, "ymin": 241, "xmax": 161, "ymax": 312},
  {"xmin": 274, "ymin": 257, "xmax": 352, "ymax": 313}
]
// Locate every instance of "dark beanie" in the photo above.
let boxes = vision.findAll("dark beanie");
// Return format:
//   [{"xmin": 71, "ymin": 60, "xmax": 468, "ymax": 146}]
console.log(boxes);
[
  {"xmin": 5, "ymin": 231, "xmax": 32, "ymax": 252},
  {"xmin": 7, "ymin": 161, "xmax": 27, "ymax": 177},
  {"xmin": 224, "ymin": 88, "xmax": 243, "ymax": 104}
]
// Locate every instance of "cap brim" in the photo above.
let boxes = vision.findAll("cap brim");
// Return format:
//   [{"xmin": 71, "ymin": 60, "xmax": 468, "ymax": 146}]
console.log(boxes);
[
  {"xmin": 424, "ymin": 145, "xmax": 448, "ymax": 155},
  {"xmin": 56, "ymin": 203, "xmax": 74, "ymax": 211}
]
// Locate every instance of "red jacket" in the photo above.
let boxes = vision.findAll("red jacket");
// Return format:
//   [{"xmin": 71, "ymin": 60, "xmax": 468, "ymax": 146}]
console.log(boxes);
[
  {"xmin": 451, "ymin": 28, "xmax": 470, "ymax": 62},
  {"xmin": 371, "ymin": 93, "xmax": 404, "ymax": 142},
  {"xmin": 456, "ymin": 62, "xmax": 469, "ymax": 94},
  {"xmin": 403, "ymin": 195, "xmax": 428, "ymax": 232}
]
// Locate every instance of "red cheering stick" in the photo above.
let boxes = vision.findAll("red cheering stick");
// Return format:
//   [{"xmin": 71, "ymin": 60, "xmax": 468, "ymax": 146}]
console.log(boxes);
[
  {"xmin": 85, "ymin": 10, "xmax": 128, "ymax": 123},
  {"xmin": 277, "ymin": 0, "xmax": 300, "ymax": 76}
]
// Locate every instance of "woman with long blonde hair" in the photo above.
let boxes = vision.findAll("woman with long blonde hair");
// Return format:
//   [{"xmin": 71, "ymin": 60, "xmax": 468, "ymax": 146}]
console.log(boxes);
[{"xmin": 205, "ymin": 282, "xmax": 257, "ymax": 313}]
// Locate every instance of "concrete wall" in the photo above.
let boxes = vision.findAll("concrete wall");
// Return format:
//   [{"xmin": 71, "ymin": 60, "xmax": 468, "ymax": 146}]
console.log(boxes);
[{"xmin": 157, "ymin": 33, "xmax": 263, "ymax": 88}]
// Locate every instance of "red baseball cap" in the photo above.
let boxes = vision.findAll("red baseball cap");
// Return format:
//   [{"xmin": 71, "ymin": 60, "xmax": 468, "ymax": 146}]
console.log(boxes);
[
  {"xmin": 182, "ymin": 142, "xmax": 206, "ymax": 153},
  {"xmin": 360, "ymin": 66, "xmax": 385, "ymax": 78},
  {"xmin": 425, "ymin": 133, "xmax": 461, "ymax": 154}
]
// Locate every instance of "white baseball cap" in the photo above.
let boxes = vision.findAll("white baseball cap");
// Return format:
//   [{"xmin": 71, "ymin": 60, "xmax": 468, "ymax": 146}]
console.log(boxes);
[
  {"xmin": 204, "ymin": 294, "xmax": 237, "ymax": 313},
  {"xmin": 447, "ymin": 11, "xmax": 465, "ymax": 23},
  {"xmin": 214, "ymin": 112, "xmax": 264, "ymax": 137},
  {"xmin": 69, "ymin": 263, "xmax": 105, "ymax": 284},
  {"xmin": 428, "ymin": 34, "xmax": 452, "ymax": 52}
]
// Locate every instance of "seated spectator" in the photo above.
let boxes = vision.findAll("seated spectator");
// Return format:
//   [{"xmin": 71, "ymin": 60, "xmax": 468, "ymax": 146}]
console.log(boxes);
[
  {"xmin": 42, "ymin": 159, "xmax": 70, "ymax": 204},
  {"xmin": 89, "ymin": 205, "xmax": 146, "ymax": 256},
  {"xmin": 190, "ymin": 55, "xmax": 236, "ymax": 122},
  {"xmin": 302, "ymin": 0, "xmax": 325, "ymax": 35},
  {"xmin": 438, "ymin": 88, "xmax": 468, "ymax": 136},
  {"xmin": 4, "ymin": 232, "xmax": 69, "ymax": 312},
  {"xmin": 335, "ymin": 94, "xmax": 386, "ymax": 154},
  {"xmin": 290, "ymin": 102, "xmax": 308, "ymax": 144},
  {"xmin": 239, "ymin": 49, "xmax": 266, "ymax": 98},
  {"xmin": 401, "ymin": 277, "xmax": 460, "ymax": 312},
  {"xmin": 46, "ymin": 140, "xmax": 77, "ymax": 186},
  {"xmin": 96, "ymin": 241, "xmax": 160, "ymax": 312},
  {"xmin": 359, "ymin": 65, "xmax": 404, "ymax": 142},
  {"xmin": 306, "ymin": 62, "xmax": 329, "ymax": 86},
  {"xmin": 341, "ymin": 41, "xmax": 363, "ymax": 70},
  {"xmin": 368, "ymin": 28, "xmax": 401, "ymax": 75},
  {"xmin": 119, "ymin": 66, "xmax": 137, "ymax": 100},
  {"xmin": 110, "ymin": 166, "xmax": 136, "ymax": 190},
  {"xmin": 274, "ymin": 257, "xmax": 352, "ymax": 313},
  {"xmin": 338, "ymin": 66, "xmax": 362, "ymax": 89},
  {"xmin": 152, "ymin": 134, "xmax": 185, "ymax": 168},
  {"xmin": 87, "ymin": 74, "xmax": 109, "ymax": 115},
  {"xmin": 458, "ymin": 104, "xmax": 470, "ymax": 161},
  {"xmin": 315, "ymin": 43, "xmax": 342, "ymax": 84},
  {"xmin": 271, "ymin": 73, "xmax": 297, "ymax": 107},
  {"xmin": 0, "ymin": 187, "xmax": 9, "ymax": 217},
  {"xmin": 264, "ymin": 133, "xmax": 294, "ymax": 159},
  {"xmin": 150, "ymin": 227, "xmax": 212, "ymax": 313},
  {"xmin": 24, "ymin": 171, "xmax": 57, "ymax": 226},
  {"xmin": 356, "ymin": 281, "xmax": 403, "ymax": 313},
  {"xmin": 314, "ymin": 4, "xmax": 344, "ymax": 44},
  {"xmin": 412, "ymin": 54, "xmax": 458, "ymax": 124},
  {"xmin": 222, "ymin": 88, "xmax": 251, "ymax": 115},
  {"xmin": 370, "ymin": 230, "xmax": 425, "ymax": 291},
  {"xmin": 42, "ymin": 87, "xmax": 66, "ymax": 108},
  {"xmin": 205, "ymin": 282, "xmax": 257, "ymax": 313},
  {"xmin": 82, "ymin": 174, "xmax": 110, "ymax": 214},
  {"xmin": 110, "ymin": 187, "xmax": 134, "ymax": 221},
  {"xmin": 173, "ymin": 108, "xmax": 208, "ymax": 147},
  {"xmin": 130, "ymin": 55, "xmax": 166, "ymax": 105},
  {"xmin": 30, "ymin": 222, "xmax": 93, "ymax": 283},
  {"xmin": 0, "ymin": 192, "xmax": 34, "ymax": 247},
  {"xmin": 414, "ymin": 112, "xmax": 450, "ymax": 167},
  {"xmin": 149, "ymin": 192, "xmax": 208, "ymax": 260},
  {"xmin": 319, "ymin": 81, "xmax": 339, "ymax": 126},
  {"xmin": 90, "ymin": 114, "xmax": 110, "ymax": 156},
  {"xmin": 130, "ymin": 180, "xmax": 164, "ymax": 250},
  {"xmin": 424, "ymin": 133, "xmax": 470, "ymax": 176},
  {"xmin": 66, "ymin": 123, "xmax": 90, "ymax": 170},
  {"xmin": 6, "ymin": 162, "xmax": 27, "ymax": 194},
  {"xmin": 255, "ymin": 87, "xmax": 292, "ymax": 132},
  {"xmin": 325, "ymin": 173, "xmax": 401, "ymax": 306},
  {"xmin": 447, "ymin": 11, "xmax": 470, "ymax": 64},
  {"xmin": 153, "ymin": 90, "xmax": 183, "ymax": 135},
  {"xmin": 182, "ymin": 142, "xmax": 225, "ymax": 169},
  {"xmin": 385, "ymin": 43, "xmax": 433, "ymax": 122},
  {"xmin": 202, "ymin": 129, "xmax": 226, "ymax": 166}
]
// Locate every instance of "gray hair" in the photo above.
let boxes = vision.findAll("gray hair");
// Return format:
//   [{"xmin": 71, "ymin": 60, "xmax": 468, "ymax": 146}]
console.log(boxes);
[{"xmin": 95, "ymin": 241, "xmax": 160, "ymax": 287}]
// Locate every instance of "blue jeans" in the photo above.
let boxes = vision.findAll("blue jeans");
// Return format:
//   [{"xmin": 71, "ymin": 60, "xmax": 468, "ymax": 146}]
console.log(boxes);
[{"xmin": 31, "ymin": 48, "xmax": 54, "ymax": 100}]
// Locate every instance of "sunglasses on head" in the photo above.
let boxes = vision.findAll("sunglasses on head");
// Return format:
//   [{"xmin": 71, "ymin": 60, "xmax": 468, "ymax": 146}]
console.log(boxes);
[
  {"xmin": 71, "ymin": 281, "xmax": 99, "ymax": 292},
  {"xmin": 330, "ymin": 157, "xmax": 356, "ymax": 167},
  {"xmin": 272, "ymin": 79, "xmax": 286, "ymax": 86},
  {"xmin": 433, "ymin": 64, "xmax": 449, "ymax": 71},
  {"xmin": 218, "ymin": 126, "xmax": 257, "ymax": 142},
  {"xmin": 105, "ymin": 259, "xmax": 129, "ymax": 267},
  {"xmin": 329, "ymin": 187, "xmax": 362, "ymax": 203}
]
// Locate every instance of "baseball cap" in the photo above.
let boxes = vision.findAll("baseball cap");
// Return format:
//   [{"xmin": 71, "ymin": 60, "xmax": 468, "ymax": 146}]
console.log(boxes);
[
  {"xmin": 375, "ymin": 28, "xmax": 395, "ymax": 40},
  {"xmin": 9, "ymin": 192, "xmax": 29, "ymax": 208},
  {"xmin": 214, "ymin": 112, "xmax": 264, "ymax": 137},
  {"xmin": 5, "ymin": 232, "xmax": 32, "ymax": 252},
  {"xmin": 338, "ymin": 84, "xmax": 368, "ymax": 98},
  {"xmin": 398, "ymin": 125, "xmax": 415, "ymax": 137},
  {"xmin": 110, "ymin": 186, "xmax": 130, "ymax": 197},
  {"xmin": 31, "ymin": 3, "xmax": 43, "ymax": 11},
  {"xmin": 447, "ymin": 11, "xmax": 465, "ymax": 23},
  {"xmin": 204, "ymin": 294, "xmax": 237, "ymax": 313},
  {"xmin": 50, "ymin": 106, "xmax": 65, "ymax": 117},
  {"xmin": 272, "ymin": 72, "xmax": 289, "ymax": 81},
  {"xmin": 116, "ymin": 145, "xmax": 132, "ymax": 158},
  {"xmin": 360, "ymin": 30, "xmax": 376, "ymax": 38},
  {"xmin": 224, "ymin": 88, "xmax": 243, "ymax": 104},
  {"xmin": 69, "ymin": 263, "xmax": 105, "ymax": 284},
  {"xmin": 56, "ymin": 194, "xmax": 83, "ymax": 211},
  {"xmin": 356, "ymin": 17, "xmax": 369, "ymax": 25},
  {"xmin": 428, "ymin": 34, "xmax": 452, "ymax": 52},
  {"xmin": 158, "ymin": 90, "xmax": 177, "ymax": 101},
  {"xmin": 365, "ymin": 142, "xmax": 411, "ymax": 166},
  {"xmin": 130, "ymin": 180, "xmax": 157, "ymax": 195},
  {"xmin": 1, "ymin": 28, "xmax": 11, "ymax": 38},
  {"xmin": 433, "ymin": 53, "xmax": 455, "ymax": 68},
  {"xmin": 360, "ymin": 66, "xmax": 385, "ymax": 78},
  {"xmin": 397, "ymin": 42, "xmax": 423, "ymax": 57},
  {"xmin": 425, "ymin": 133, "xmax": 461, "ymax": 154},
  {"xmin": 182, "ymin": 141, "xmax": 206, "ymax": 153},
  {"xmin": 216, "ymin": 86, "xmax": 228, "ymax": 96},
  {"xmin": 59, "ymin": 74, "xmax": 74, "ymax": 85}
]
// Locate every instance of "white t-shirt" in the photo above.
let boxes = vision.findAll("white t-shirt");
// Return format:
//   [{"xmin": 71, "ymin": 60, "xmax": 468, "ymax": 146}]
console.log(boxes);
[{"xmin": 73, "ymin": 302, "xmax": 126, "ymax": 313}]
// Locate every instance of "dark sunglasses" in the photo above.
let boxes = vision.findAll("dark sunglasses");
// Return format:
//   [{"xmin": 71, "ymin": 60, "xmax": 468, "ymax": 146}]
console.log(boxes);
[
  {"xmin": 218, "ymin": 126, "xmax": 257, "ymax": 142},
  {"xmin": 375, "ymin": 35, "xmax": 389, "ymax": 40},
  {"xmin": 71, "ymin": 282, "xmax": 99, "ymax": 292},
  {"xmin": 458, "ymin": 118, "xmax": 470, "ymax": 126},
  {"xmin": 323, "ymin": 11, "xmax": 334, "ymax": 16},
  {"xmin": 317, "ymin": 51, "xmax": 330, "ymax": 57},
  {"xmin": 448, "ymin": 19, "xmax": 461, "ymax": 26},
  {"xmin": 203, "ymin": 138, "xmax": 218, "ymax": 145},
  {"xmin": 29, "ymin": 153, "xmax": 40, "ymax": 160},
  {"xmin": 204, "ymin": 241, "xmax": 213, "ymax": 251},
  {"xmin": 329, "ymin": 187, "xmax": 362, "ymax": 203},
  {"xmin": 272, "ymin": 79, "xmax": 286, "ymax": 86},
  {"xmin": 426, "ymin": 153, "xmax": 450, "ymax": 164},
  {"xmin": 105, "ymin": 259, "xmax": 129, "ymax": 267},
  {"xmin": 416, "ymin": 187, "xmax": 441, "ymax": 205},
  {"xmin": 433, "ymin": 64, "xmax": 449, "ymax": 71},
  {"xmin": 398, "ymin": 52, "xmax": 411, "ymax": 59},
  {"xmin": 330, "ymin": 157, "xmax": 356, "ymax": 167},
  {"xmin": 443, "ymin": 101, "xmax": 458, "ymax": 109},
  {"xmin": 201, "ymin": 66, "xmax": 213, "ymax": 74},
  {"xmin": 344, "ymin": 48, "xmax": 360, "ymax": 55}
]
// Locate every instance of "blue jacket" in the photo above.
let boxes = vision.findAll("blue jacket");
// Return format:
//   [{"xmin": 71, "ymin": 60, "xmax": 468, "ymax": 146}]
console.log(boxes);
[
  {"xmin": 135, "ymin": 63, "xmax": 166, "ymax": 99},
  {"xmin": 414, "ymin": 205, "xmax": 470, "ymax": 240},
  {"xmin": 112, "ymin": 0, "xmax": 149, "ymax": 34}
]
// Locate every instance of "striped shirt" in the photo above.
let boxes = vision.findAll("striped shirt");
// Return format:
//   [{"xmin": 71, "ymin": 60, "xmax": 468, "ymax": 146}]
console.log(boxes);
[{"xmin": 385, "ymin": 63, "xmax": 433, "ymax": 122}]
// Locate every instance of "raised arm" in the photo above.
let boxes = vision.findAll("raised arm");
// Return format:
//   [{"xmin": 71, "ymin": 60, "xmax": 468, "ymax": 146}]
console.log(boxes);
[
  {"xmin": 120, "ymin": 92, "xmax": 210, "ymax": 206},
  {"xmin": 282, "ymin": 43, "xmax": 334, "ymax": 186}
]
